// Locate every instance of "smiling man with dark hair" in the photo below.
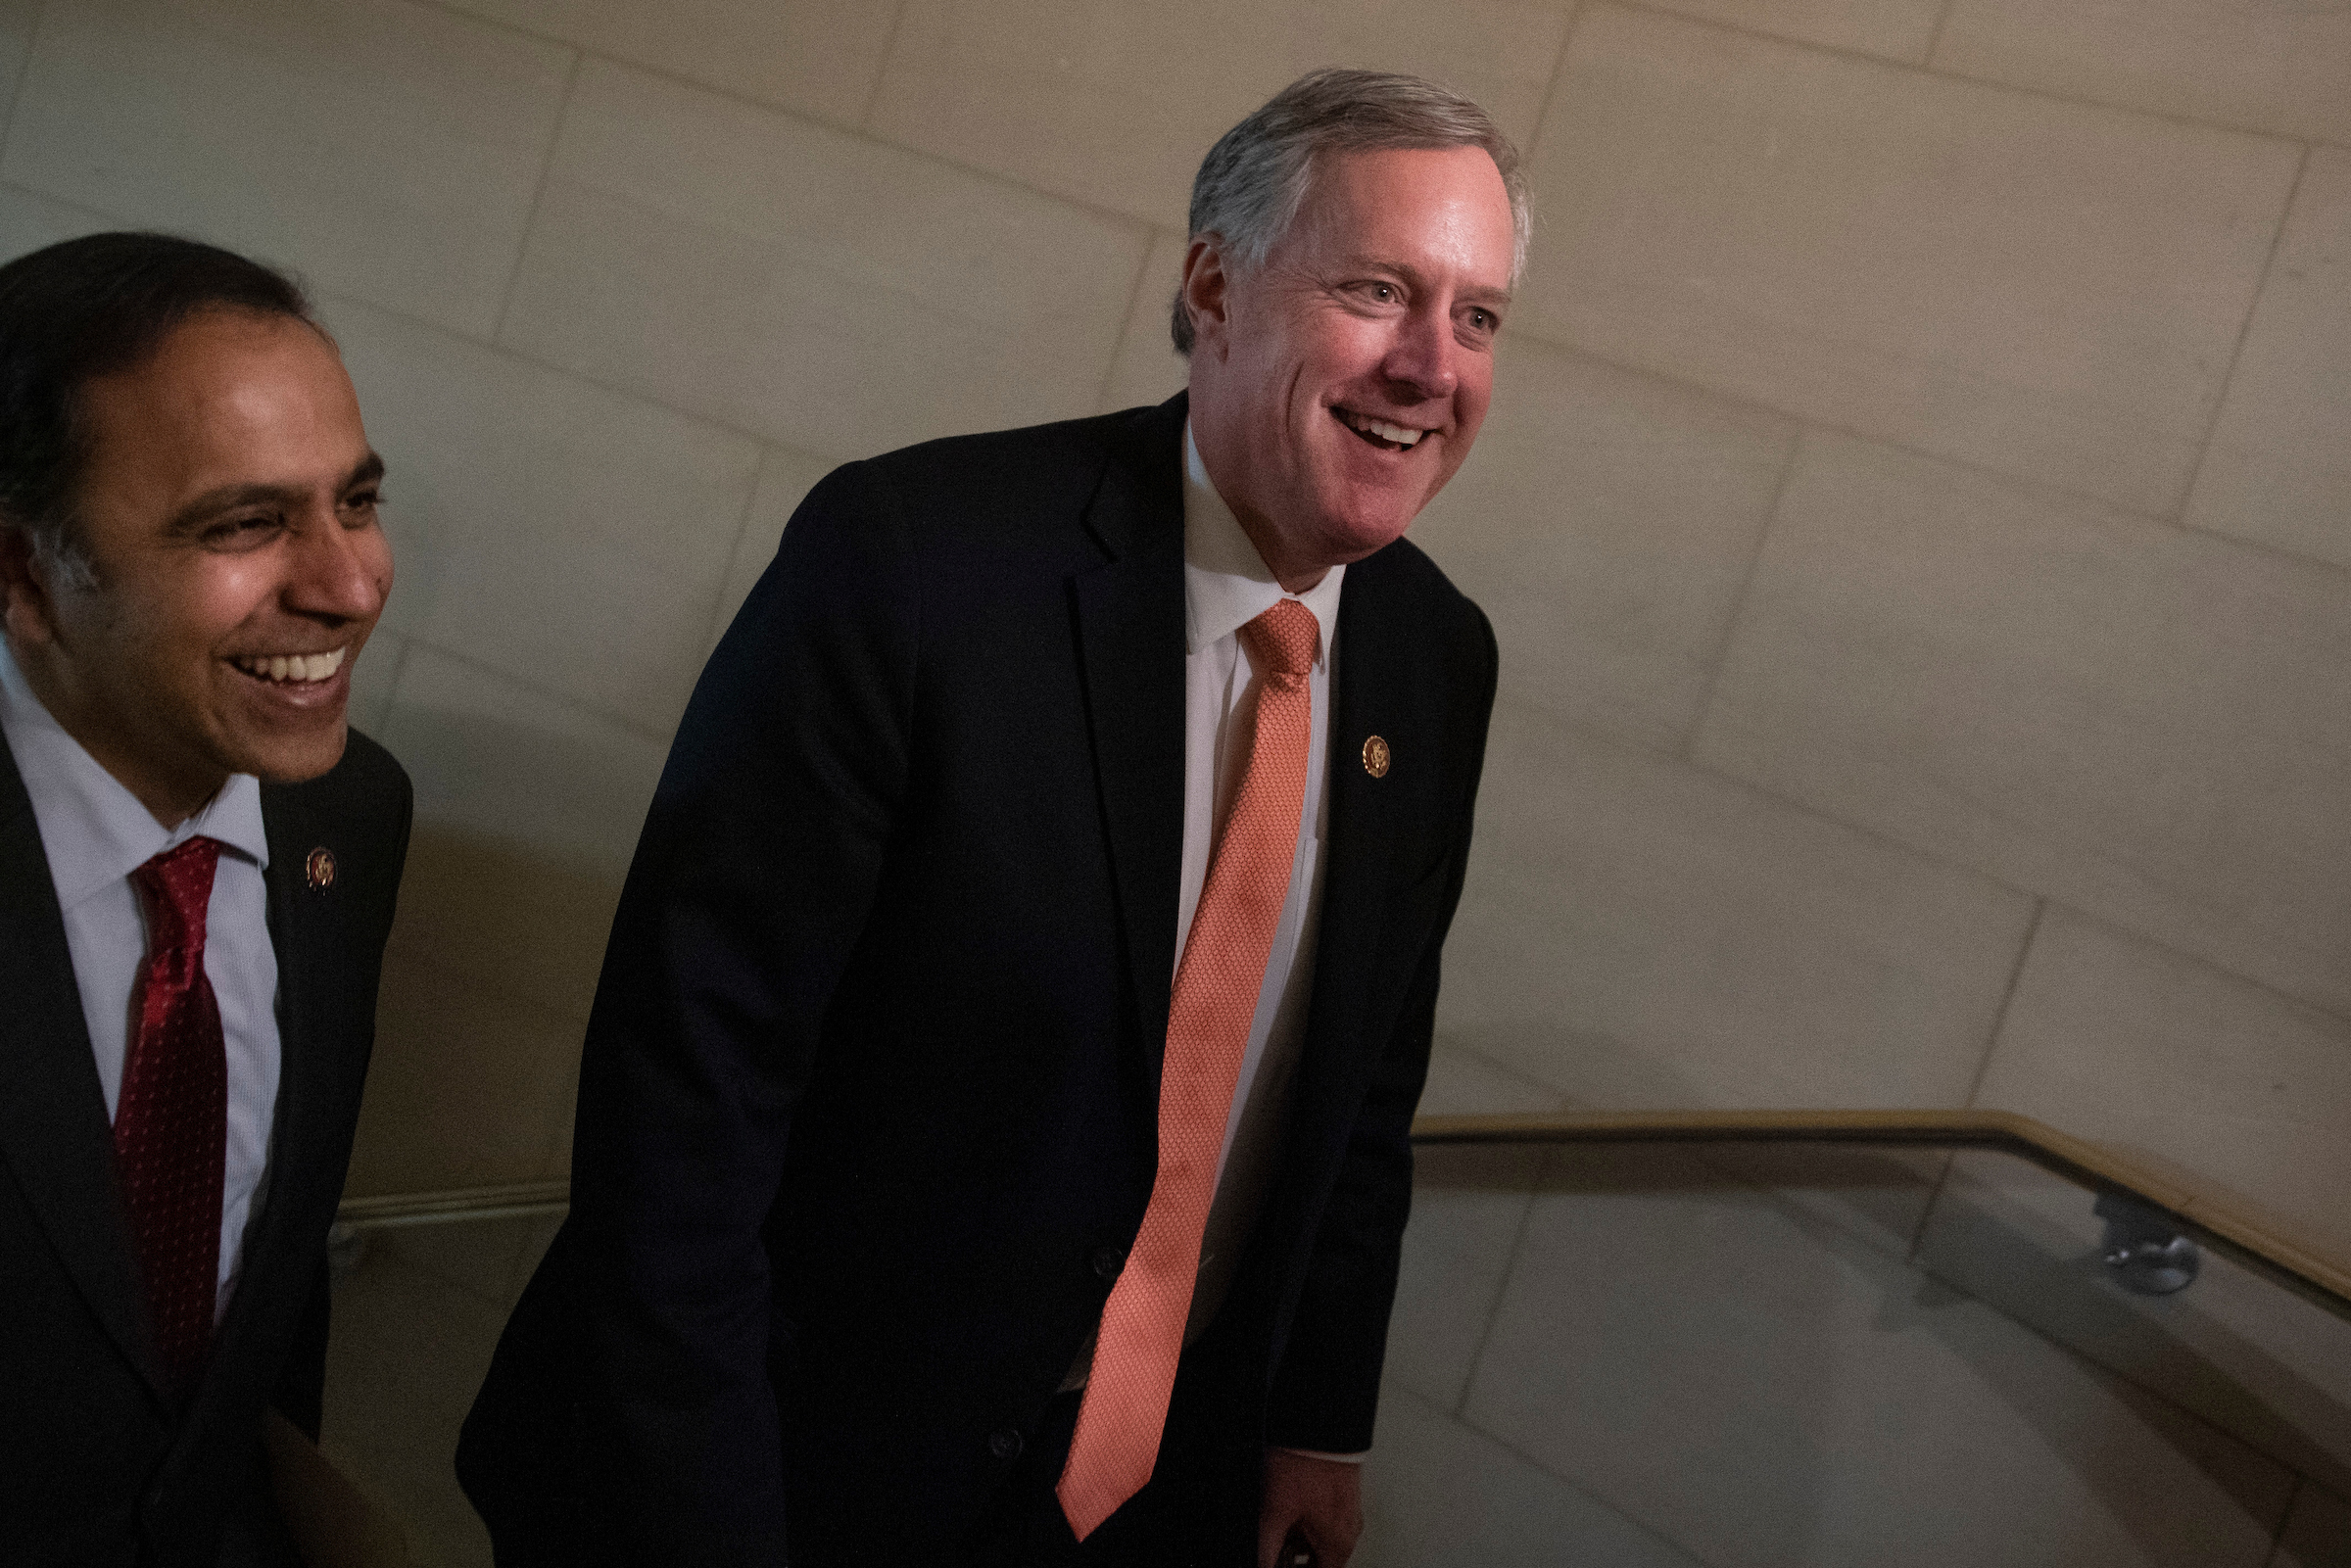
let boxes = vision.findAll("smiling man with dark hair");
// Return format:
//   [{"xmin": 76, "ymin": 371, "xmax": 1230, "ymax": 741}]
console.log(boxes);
[
  {"xmin": 0, "ymin": 231, "xmax": 411, "ymax": 1567},
  {"xmin": 463, "ymin": 69, "xmax": 1517, "ymax": 1568}
]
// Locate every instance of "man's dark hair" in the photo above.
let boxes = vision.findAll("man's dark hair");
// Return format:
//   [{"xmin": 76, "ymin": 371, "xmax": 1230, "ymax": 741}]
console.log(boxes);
[{"xmin": 0, "ymin": 232, "xmax": 315, "ymax": 582}]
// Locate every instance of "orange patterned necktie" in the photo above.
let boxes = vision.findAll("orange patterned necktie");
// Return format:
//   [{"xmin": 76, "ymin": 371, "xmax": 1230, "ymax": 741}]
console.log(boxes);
[{"xmin": 1058, "ymin": 597, "xmax": 1320, "ymax": 1540}]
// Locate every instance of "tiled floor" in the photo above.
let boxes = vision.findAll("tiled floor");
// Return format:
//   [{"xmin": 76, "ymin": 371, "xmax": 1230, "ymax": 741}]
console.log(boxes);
[{"xmin": 323, "ymin": 1127, "xmax": 2351, "ymax": 1566}]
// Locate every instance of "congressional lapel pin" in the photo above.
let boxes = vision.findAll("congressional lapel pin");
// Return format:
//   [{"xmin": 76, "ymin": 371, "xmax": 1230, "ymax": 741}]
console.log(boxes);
[
  {"xmin": 306, "ymin": 846, "xmax": 337, "ymax": 891},
  {"xmin": 1361, "ymin": 735, "xmax": 1391, "ymax": 779}
]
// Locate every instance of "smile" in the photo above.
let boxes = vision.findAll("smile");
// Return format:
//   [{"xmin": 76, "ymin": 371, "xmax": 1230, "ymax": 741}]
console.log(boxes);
[
  {"xmin": 230, "ymin": 646, "xmax": 347, "ymax": 685},
  {"xmin": 1333, "ymin": 407, "xmax": 1429, "ymax": 451}
]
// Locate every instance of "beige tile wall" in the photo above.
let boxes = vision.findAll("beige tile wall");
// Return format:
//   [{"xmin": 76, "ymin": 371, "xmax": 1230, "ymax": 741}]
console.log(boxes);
[
  {"xmin": 1518, "ymin": 5, "xmax": 2298, "ymax": 517},
  {"xmin": 1696, "ymin": 433, "xmax": 2351, "ymax": 1019},
  {"xmin": 5, "ymin": 0, "xmax": 572, "ymax": 336},
  {"xmin": 5, "ymin": 0, "xmax": 2346, "ymax": 1285},
  {"xmin": 2186, "ymin": 149, "xmax": 2351, "ymax": 570},
  {"xmin": 1935, "ymin": 0, "xmax": 2351, "ymax": 147}
]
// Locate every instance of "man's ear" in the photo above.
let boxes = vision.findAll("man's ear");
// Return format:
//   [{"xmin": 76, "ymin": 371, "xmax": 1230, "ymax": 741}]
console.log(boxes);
[
  {"xmin": 1180, "ymin": 236, "xmax": 1232, "ymax": 357},
  {"xmin": 0, "ymin": 525, "xmax": 62, "ymax": 649}
]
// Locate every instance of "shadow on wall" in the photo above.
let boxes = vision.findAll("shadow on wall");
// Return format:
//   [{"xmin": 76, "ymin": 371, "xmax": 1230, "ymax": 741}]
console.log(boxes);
[{"xmin": 346, "ymin": 697, "xmax": 664, "ymax": 1200}]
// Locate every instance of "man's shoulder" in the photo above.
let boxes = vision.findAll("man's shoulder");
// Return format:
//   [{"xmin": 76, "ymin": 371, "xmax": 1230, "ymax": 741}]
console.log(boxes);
[
  {"xmin": 820, "ymin": 398, "xmax": 1184, "ymax": 538},
  {"xmin": 1353, "ymin": 534, "xmax": 1492, "ymax": 649},
  {"xmin": 263, "ymin": 727, "xmax": 411, "ymax": 839}
]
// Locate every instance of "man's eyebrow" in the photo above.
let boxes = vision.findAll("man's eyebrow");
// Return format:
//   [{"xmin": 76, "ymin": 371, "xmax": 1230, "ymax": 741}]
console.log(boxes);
[
  {"xmin": 163, "ymin": 451, "xmax": 388, "ymax": 537},
  {"xmin": 344, "ymin": 451, "xmax": 387, "ymax": 491}
]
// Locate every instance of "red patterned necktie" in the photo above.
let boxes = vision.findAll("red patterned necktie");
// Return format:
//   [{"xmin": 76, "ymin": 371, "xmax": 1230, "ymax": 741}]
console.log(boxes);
[
  {"xmin": 1058, "ymin": 598, "xmax": 1320, "ymax": 1540},
  {"xmin": 114, "ymin": 834, "xmax": 227, "ymax": 1392}
]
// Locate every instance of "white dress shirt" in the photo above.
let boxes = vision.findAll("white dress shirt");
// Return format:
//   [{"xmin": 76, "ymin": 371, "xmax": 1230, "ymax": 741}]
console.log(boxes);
[{"xmin": 0, "ymin": 641, "xmax": 280, "ymax": 1321}]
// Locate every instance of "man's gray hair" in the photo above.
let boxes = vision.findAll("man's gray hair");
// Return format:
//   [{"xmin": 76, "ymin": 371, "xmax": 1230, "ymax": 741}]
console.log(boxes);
[{"xmin": 1171, "ymin": 68, "xmax": 1530, "ymax": 355}]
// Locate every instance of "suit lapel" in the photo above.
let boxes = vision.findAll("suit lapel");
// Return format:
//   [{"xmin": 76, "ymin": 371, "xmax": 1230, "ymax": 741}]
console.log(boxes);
[
  {"xmin": 0, "ymin": 729, "xmax": 171, "ymax": 1403},
  {"xmin": 1291, "ymin": 551, "xmax": 1409, "ymax": 1117},
  {"xmin": 1071, "ymin": 397, "xmax": 1189, "ymax": 1085},
  {"xmin": 214, "ymin": 783, "xmax": 328, "ymax": 1354}
]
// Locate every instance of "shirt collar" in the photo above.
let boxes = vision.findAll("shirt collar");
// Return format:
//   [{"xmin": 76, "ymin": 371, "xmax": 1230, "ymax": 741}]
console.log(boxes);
[
  {"xmin": 1181, "ymin": 421, "xmax": 1345, "ymax": 662},
  {"xmin": 0, "ymin": 640, "xmax": 270, "ymax": 914}
]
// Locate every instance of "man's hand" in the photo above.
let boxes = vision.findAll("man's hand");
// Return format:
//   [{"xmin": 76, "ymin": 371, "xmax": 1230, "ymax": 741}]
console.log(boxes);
[{"xmin": 1258, "ymin": 1448, "xmax": 1364, "ymax": 1568}]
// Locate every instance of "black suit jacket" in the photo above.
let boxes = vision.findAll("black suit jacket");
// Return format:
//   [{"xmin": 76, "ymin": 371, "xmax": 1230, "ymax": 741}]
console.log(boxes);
[
  {"xmin": 0, "ymin": 727, "xmax": 411, "ymax": 1567},
  {"xmin": 458, "ymin": 395, "xmax": 1499, "ymax": 1566}
]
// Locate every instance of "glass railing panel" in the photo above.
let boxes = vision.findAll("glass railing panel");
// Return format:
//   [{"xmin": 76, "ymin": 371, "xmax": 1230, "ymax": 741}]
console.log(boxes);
[
  {"xmin": 1916, "ymin": 1149, "xmax": 2351, "ymax": 1502},
  {"xmin": 1363, "ymin": 1135, "xmax": 2351, "ymax": 1568}
]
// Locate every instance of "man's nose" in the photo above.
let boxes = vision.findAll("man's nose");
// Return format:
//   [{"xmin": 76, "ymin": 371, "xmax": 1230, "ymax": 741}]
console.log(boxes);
[
  {"xmin": 1381, "ymin": 307, "xmax": 1460, "ymax": 402},
  {"xmin": 285, "ymin": 507, "xmax": 388, "ymax": 622}
]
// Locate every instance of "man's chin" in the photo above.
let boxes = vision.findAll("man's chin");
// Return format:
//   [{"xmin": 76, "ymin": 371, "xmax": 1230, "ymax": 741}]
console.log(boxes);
[
  {"xmin": 1315, "ymin": 501, "xmax": 1424, "ymax": 565},
  {"xmin": 233, "ymin": 721, "xmax": 352, "ymax": 786}
]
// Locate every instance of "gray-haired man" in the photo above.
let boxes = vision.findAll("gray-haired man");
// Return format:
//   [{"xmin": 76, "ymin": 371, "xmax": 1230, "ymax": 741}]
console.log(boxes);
[{"xmin": 459, "ymin": 69, "xmax": 1517, "ymax": 1568}]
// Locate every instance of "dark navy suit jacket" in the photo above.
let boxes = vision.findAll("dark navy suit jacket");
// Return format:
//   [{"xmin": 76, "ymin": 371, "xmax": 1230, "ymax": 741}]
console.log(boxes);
[
  {"xmin": 457, "ymin": 394, "xmax": 1499, "ymax": 1566},
  {"xmin": 0, "ymin": 729, "xmax": 410, "ymax": 1566}
]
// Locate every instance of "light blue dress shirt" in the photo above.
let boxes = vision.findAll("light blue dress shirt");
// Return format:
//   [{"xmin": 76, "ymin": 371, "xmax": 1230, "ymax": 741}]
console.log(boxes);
[{"xmin": 0, "ymin": 641, "xmax": 281, "ymax": 1321}]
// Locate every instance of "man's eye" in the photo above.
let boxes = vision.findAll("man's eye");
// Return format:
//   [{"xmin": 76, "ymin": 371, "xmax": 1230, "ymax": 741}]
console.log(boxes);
[{"xmin": 204, "ymin": 515, "xmax": 280, "ymax": 547}]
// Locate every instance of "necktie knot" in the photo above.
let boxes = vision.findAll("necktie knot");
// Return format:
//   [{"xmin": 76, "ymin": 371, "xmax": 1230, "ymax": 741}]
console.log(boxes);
[
  {"xmin": 1241, "ymin": 598, "xmax": 1319, "ymax": 684},
  {"xmin": 133, "ymin": 836, "xmax": 221, "ymax": 976}
]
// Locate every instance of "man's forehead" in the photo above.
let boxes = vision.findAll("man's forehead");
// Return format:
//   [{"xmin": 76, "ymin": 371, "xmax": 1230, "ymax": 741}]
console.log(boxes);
[
  {"xmin": 82, "ymin": 316, "xmax": 365, "ymax": 486},
  {"xmin": 1294, "ymin": 148, "xmax": 1513, "ymax": 256}
]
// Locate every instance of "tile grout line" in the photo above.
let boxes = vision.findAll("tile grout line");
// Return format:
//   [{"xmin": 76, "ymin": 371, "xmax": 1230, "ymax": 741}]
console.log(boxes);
[
  {"xmin": 363, "ymin": 630, "xmax": 417, "ymax": 737},
  {"xmin": 487, "ymin": 49, "xmax": 585, "ymax": 348},
  {"xmin": 0, "ymin": 0, "xmax": 51, "ymax": 174},
  {"xmin": 1904, "ymin": 894, "xmax": 2044, "ymax": 1262},
  {"xmin": 383, "ymin": 633, "xmax": 682, "ymax": 749},
  {"xmin": 1607, "ymin": 0, "xmax": 2314, "ymax": 153},
  {"xmin": 1921, "ymin": 0, "xmax": 1958, "ymax": 65},
  {"xmin": 1960, "ymin": 897, "xmax": 2046, "ymax": 1112},
  {"xmin": 399, "ymin": 0, "xmax": 1168, "ymax": 240},
  {"xmin": 1522, "ymin": 0, "xmax": 1586, "ymax": 162},
  {"xmin": 1676, "ymin": 425, "xmax": 1804, "ymax": 765},
  {"xmin": 1525, "ymin": 676, "xmax": 2351, "ymax": 1033},
  {"xmin": 1092, "ymin": 229, "xmax": 1168, "ymax": 415},
  {"xmin": 1507, "ymin": 324, "xmax": 2351, "ymax": 587},
  {"xmin": 701, "ymin": 447, "xmax": 779, "ymax": 651},
  {"xmin": 1448, "ymin": 1146, "xmax": 1548, "ymax": 1424},
  {"xmin": 1432, "ymin": 1371, "xmax": 1733, "ymax": 1567},
  {"xmin": 2171, "ymin": 141, "xmax": 2314, "ymax": 527},
  {"xmin": 1434, "ymin": 1035, "xmax": 1576, "ymax": 1110},
  {"xmin": 1900, "ymin": 1148, "xmax": 1957, "ymax": 1265},
  {"xmin": 855, "ymin": 0, "xmax": 911, "ymax": 132},
  {"xmin": 2269, "ymin": 1474, "xmax": 2306, "ymax": 1559}
]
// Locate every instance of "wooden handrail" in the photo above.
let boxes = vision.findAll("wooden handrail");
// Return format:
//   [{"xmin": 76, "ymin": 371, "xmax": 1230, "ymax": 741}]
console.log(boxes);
[
  {"xmin": 336, "ymin": 1180, "xmax": 569, "ymax": 1229},
  {"xmin": 333, "ymin": 1107, "xmax": 2349, "ymax": 1316},
  {"xmin": 1412, "ymin": 1108, "xmax": 2351, "ymax": 1315}
]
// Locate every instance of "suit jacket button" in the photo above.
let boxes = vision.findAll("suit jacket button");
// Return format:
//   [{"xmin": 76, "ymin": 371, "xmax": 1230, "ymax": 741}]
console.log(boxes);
[
  {"xmin": 1090, "ymin": 1246, "xmax": 1127, "ymax": 1282},
  {"xmin": 990, "ymin": 1428, "xmax": 1024, "ymax": 1462}
]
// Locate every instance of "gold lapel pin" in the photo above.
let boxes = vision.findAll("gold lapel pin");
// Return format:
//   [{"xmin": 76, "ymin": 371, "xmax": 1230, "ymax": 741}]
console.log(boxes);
[
  {"xmin": 1362, "ymin": 735, "xmax": 1391, "ymax": 779},
  {"xmin": 306, "ymin": 847, "xmax": 337, "ymax": 890}
]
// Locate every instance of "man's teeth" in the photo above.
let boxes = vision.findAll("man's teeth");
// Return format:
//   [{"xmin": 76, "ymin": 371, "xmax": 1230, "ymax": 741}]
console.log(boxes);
[
  {"xmin": 235, "ymin": 646, "xmax": 347, "ymax": 683},
  {"xmin": 1342, "ymin": 410, "xmax": 1425, "ymax": 448}
]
